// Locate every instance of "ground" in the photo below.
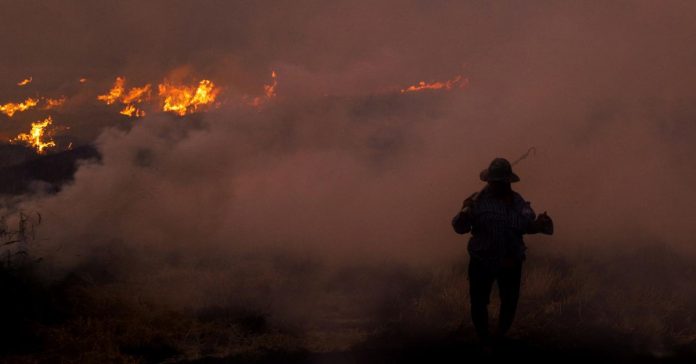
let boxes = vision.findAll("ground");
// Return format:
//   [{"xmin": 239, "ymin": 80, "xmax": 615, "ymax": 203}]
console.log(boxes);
[{"xmin": 1, "ymin": 241, "xmax": 695, "ymax": 363}]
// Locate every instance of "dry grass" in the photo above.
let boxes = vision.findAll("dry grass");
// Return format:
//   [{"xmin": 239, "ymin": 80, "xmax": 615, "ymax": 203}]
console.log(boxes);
[{"xmin": 1, "ymin": 241, "xmax": 696, "ymax": 363}]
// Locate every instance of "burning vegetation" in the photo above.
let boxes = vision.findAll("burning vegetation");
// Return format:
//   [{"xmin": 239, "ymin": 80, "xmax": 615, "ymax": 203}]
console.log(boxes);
[
  {"xmin": 96, "ymin": 77, "xmax": 221, "ymax": 117},
  {"xmin": 158, "ymin": 79, "xmax": 219, "ymax": 116},
  {"xmin": 43, "ymin": 97, "xmax": 66, "ymax": 110},
  {"xmin": 0, "ymin": 98, "xmax": 39, "ymax": 117},
  {"xmin": 17, "ymin": 77, "xmax": 32, "ymax": 87},
  {"xmin": 10, "ymin": 116, "xmax": 56, "ymax": 154},
  {"xmin": 2, "ymin": 70, "xmax": 465, "ymax": 154},
  {"xmin": 97, "ymin": 77, "xmax": 150, "ymax": 118},
  {"xmin": 119, "ymin": 104, "xmax": 145, "ymax": 118},
  {"xmin": 97, "ymin": 77, "xmax": 126, "ymax": 105},
  {"xmin": 400, "ymin": 74, "xmax": 468, "ymax": 93},
  {"xmin": 247, "ymin": 71, "xmax": 278, "ymax": 108}
]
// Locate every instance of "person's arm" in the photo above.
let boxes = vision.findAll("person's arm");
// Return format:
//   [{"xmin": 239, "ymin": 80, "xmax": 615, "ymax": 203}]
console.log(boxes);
[
  {"xmin": 452, "ymin": 208, "xmax": 472, "ymax": 234},
  {"xmin": 452, "ymin": 192, "xmax": 477, "ymax": 235},
  {"xmin": 519, "ymin": 197, "xmax": 541, "ymax": 234}
]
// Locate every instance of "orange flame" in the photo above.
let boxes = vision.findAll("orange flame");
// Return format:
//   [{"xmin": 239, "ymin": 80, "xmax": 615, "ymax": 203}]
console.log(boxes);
[
  {"xmin": 264, "ymin": 71, "xmax": 278, "ymax": 98},
  {"xmin": 158, "ymin": 79, "xmax": 219, "ymax": 116},
  {"xmin": 17, "ymin": 77, "xmax": 32, "ymax": 86},
  {"xmin": 43, "ymin": 97, "xmax": 67, "ymax": 110},
  {"xmin": 98, "ymin": 77, "xmax": 151, "ymax": 118},
  {"xmin": 121, "ymin": 84, "xmax": 151, "ymax": 104},
  {"xmin": 0, "ymin": 98, "xmax": 39, "ymax": 117},
  {"xmin": 400, "ymin": 75, "xmax": 468, "ymax": 93},
  {"xmin": 11, "ymin": 116, "xmax": 57, "ymax": 154},
  {"xmin": 120, "ymin": 104, "xmax": 146, "ymax": 117},
  {"xmin": 97, "ymin": 77, "xmax": 126, "ymax": 105},
  {"xmin": 248, "ymin": 71, "xmax": 278, "ymax": 107},
  {"xmin": 79, "ymin": 78, "xmax": 88, "ymax": 83}
]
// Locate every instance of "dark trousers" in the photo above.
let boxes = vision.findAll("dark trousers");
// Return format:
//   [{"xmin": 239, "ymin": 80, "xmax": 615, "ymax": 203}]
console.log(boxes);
[{"xmin": 468, "ymin": 257, "xmax": 523, "ymax": 340}]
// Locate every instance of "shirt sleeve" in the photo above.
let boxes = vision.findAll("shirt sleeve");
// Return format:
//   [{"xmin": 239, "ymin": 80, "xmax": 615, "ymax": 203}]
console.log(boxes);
[
  {"xmin": 518, "ymin": 196, "xmax": 537, "ymax": 233},
  {"xmin": 521, "ymin": 200, "xmax": 536, "ymax": 221},
  {"xmin": 452, "ymin": 208, "xmax": 472, "ymax": 234}
]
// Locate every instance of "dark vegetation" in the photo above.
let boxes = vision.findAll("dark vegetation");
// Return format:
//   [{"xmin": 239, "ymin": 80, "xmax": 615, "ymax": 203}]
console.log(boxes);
[{"xmin": 0, "ymin": 144, "xmax": 100, "ymax": 195}]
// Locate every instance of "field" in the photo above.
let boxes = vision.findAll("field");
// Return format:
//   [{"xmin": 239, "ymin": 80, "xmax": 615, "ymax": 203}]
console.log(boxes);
[{"xmin": 2, "ymin": 238, "xmax": 695, "ymax": 363}]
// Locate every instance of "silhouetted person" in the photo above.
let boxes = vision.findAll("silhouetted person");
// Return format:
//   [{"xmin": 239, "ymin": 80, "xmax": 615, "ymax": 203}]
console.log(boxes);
[{"xmin": 452, "ymin": 157, "xmax": 553, "ymax": 344}]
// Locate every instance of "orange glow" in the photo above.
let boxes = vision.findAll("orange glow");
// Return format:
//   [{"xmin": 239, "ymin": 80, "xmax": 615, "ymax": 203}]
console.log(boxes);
[
  {"xmin": 158, "ymin": 79, "xmax": 220, "ymax": 116},
  {"xmin": 121, "ymin": 84, "xmax": 152, "ymax": 104},
  {"xmin": 264, "ymin": 71, "xmax": 278, "ymax": 98},
  {"xmin": 248, "ymin": 71, "xmax": 278, "ymax": 107},
  {"xmin": 120, "ymin": 104, "xmax": 146, "ymax": 117},
  {"xmin": 79, "ymin": 78, "xmax": 87, "ymax": 83},
  {"xmin": 17, "ymin": 77, "xmax": 32, "ymax": 86},
  {"xmin": 400, "ymin": 75, "xmax": 468, "ymax": 93},
  {"xmin": 44, "ymin": 97, "xmax": 67, "ymax": 110},
  {"xmin": 98, "ymin": 77, "xmax": 151, "ymax": 118},
  {"xmin": 11, "ymin": 116, "xmax": 57, "ymax": 154},
  {"xmin": 97, "ymin": 77, "xmax": 126, "ymax": 105},
  {"xmin": 0, "ymin": 98, "xmax": 39, "ymax": 117}
]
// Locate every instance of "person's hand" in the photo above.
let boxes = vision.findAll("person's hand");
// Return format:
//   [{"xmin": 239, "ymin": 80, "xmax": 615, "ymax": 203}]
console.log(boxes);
[{"xmin": 535, "ymin": 211, "xmax": 554, "ymax": 235}]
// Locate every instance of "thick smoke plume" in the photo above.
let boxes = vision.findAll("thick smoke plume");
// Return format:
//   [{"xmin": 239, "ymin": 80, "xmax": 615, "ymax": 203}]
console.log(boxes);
[{"xmin": 2, "ymin": 0, "xmax": 696, "ymax": 357}]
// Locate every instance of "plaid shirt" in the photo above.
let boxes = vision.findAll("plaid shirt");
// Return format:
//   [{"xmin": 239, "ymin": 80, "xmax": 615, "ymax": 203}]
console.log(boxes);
[{"xmin": 452, "ymin": 186, "xmax": 536, "ymax": 267}]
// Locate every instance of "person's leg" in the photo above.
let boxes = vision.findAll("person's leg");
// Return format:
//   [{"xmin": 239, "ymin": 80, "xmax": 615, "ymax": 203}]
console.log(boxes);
[
  {"xmin": 496, "ymin": 260, "xmax": 523, "ymax": 337},
  {"xmin": 468, "ymin": 258, "xmax": 495, "ymax": 341}
]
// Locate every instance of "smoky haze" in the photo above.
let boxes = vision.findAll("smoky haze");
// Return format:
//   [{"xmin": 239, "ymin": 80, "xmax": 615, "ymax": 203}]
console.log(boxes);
[{"xmin": 2, "ymin": 0, "xmax": 696, "ymax": 353}]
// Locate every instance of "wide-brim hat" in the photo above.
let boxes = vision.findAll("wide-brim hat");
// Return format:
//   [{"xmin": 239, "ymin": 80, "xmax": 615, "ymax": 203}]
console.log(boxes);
[{"xmin": 480, "ymin": 157, "xmax": 520, "ymax": 183}]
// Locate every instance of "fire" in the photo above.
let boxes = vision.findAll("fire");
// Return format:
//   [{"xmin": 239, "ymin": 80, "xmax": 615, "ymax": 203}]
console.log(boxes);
[
  {"xmin": 158, "ymin": 79, "xmax": 220, "ymax": 116},
  {"xmin": 400, "ymin": 75, "xmax": 468, "ymax": 93},
  {"xmin": 0, "ymin": 98, "xmax": 39, "ymax": 117},
  {"xmin": 97, "ymin": 76, "xmax": 218, "ymax": 117},
  {"xmin": 11, "ymin": 116, "xmax": 57, "ymax": 154},
  {"xmin": 247, "ymin": 71, "xmax": 278, "ymax": 107},
  {"xmin": 17, "ymin": 77, "xmax": 32, "ymax": 86},
  {"xmin": 97, "ymin": 77, "xmax": 126, "ymax": 105},
  {"xmin": 43, "ymin": 97, "xmax": 67, "ymax": 110},
  {"xmin": 121, "ymin": 84, "xmax": 151, "ymax": 104},
  {"xmin": 120, "ymin": 104, "xmax": 146, "ymax": 117},
  {"xmin": 264, "ymin": 71, "xmax": 278, "ymax": 98},
  {"xmin": 98, "ymin": 77, "xmax": 151, "ymax": 117},
  {"xmin": 79, "ymin": 78, "xmax": 88, "ymax": 83},
  {"xmin": 97, "ymin": 77, "xmax": 125, "ymax": 105}
]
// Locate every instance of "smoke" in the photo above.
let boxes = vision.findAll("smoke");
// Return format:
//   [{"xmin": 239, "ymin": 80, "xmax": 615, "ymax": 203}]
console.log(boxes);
[{"xmin": 2, "ymin": 0, "xmax": 696, "ymax": 353}]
